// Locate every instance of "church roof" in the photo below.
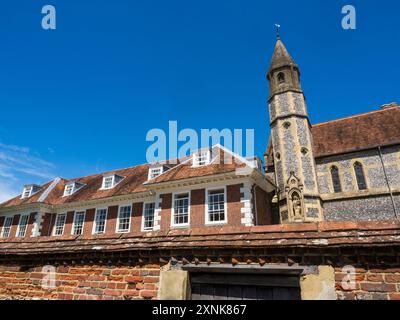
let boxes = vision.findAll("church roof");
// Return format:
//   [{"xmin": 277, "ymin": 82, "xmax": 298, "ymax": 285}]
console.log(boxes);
[
  {"xmin": 312, "ymin": 105, "xmax": 400, "ymax": 158},
  {"xmin": 265, "ymin": 105, "xmax": 400, "ymax": 165},
  {"xmin": 268, "ymin": 38, "xmax": 298, "ymax": 72}
]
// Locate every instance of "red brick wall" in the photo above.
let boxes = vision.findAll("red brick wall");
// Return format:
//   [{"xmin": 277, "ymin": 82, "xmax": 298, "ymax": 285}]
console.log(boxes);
[
  {"xmin": 83, "ymin": 209, "xmax": 95, "ymax": 236},
  {"xmin": 159, "ymin": 185, "xmax": 245, "ymax": 229},
  {"xmin": 2, "ymin": 262, "xmax": 399, "ymax": 300},
  {"xmin": 10, "ymin": 214, "xmax": 20, "ymax": 238},
  {"xmin": 254, "ymin": 187, "xmax": 271, "ymax": 226},
  {"xmin": 25, "ymin": 213, "xmax": 37, "ymax": 238},
  {"xmin": 11, "ymin": 183, "xmax": 263, "ymax": 238},
  {"xmin": 0, "ymin": 263, "xmax": 160, "ymax": 300},
  {"xmin": 0, "ymin": 212, "xmax": 40, "ymax": 238},
  {"xmin": 131, "ymin": 202, "xmax": 144, "ymax": 233},
  {"xmin": 335, "ymin": 267, "xmax": 400, "ymax": 300},
  {"xmin": 106, "ymin": 206, "xmax": 118, "ymax": 234},
  {"xmin": 41, "ymin": 213, "xmax": 53, "ymax": 237},
  {"xmin": 190, "ymin": 189, "xmax": 205, "ymax": 228},
  {"xmin": 63, "ymin": 212, "xmax": 75, "ymax": 236},
  {"xmin": 227, "ymin": 184, "xmax": 243, "ymax": 226},
  {"xmin": 160, "ymin": 193, "xmax": 172, "ymax": 231}
]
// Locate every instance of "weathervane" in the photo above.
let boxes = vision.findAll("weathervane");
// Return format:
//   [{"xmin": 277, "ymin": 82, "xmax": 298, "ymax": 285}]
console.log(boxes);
[{"xmin": 275, "ymin": 23, "xmax": 281, "ymax": 39}]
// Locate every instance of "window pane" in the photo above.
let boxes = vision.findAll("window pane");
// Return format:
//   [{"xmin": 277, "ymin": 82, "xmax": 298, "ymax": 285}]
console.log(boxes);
[
  {"xmin": 173, "ymin": 193, "xmax": 189, "ymax": 225},
  {"xmin": 54, "ymin": 213, "xmax": 66, "ymax": 236},
  {"xmin": 17, "ymin": 215, "xmax": 29, "ymax": 237},
  {"xmin": 73, "ymin": 211, "xmax": 85, "ymax": 235},
  {"xmin": 94, "ymin": 209, "xmax": 107, "ymax": 234},
  {"xmin": 354, "ymin": 162, "xmax": 367, "ymax": 190},
  {"xmin": 330, "ymin": 166, "xmax": 342, "ymax": 193},
  {"xmin": 143, "ymin": 203, "xmax": 155, "ymax": 230},
  {"xmin": 150, "ymin": 168, "xmax": 162, "ymax": 179},
  {"xmin": 2, "ymin": 217, "xmax": 13, "ymax": 238},
  {"xmin": 208, "ymin": 189, "xmax": 226, "ymax": 223},
  {"xmin": 103, "ymin": 177, "xmax": 114, "ymax": 189},
  {"xmin": 194, "ymin": 151, "xmax": 210, "ymax": 166},
  {"xmin": 118, "ymin": 206, "xmax": 131, "ymax": 232},
  {"xmin": 23, "ymin": 187, "xmax": 32, "ymax": 198},
  {"xmin": 65, "ymin": 184, "xmax": 74, "ymax": 196}
]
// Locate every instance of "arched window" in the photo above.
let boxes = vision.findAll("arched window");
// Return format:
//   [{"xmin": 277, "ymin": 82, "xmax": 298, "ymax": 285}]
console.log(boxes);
[
  {"xmin": 330, "ymin": 166, "xmax": 342, "ymax": 193},
  {"xmin": 354, "ymin": 162, "xmax": 367, "ymax": 190},
  {"xmin": 277, "ymin": 72, "xmax": 285, "ymax": 83}
]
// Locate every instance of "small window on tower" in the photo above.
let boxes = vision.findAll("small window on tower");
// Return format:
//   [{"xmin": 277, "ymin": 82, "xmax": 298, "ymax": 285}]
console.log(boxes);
[{"xmin": 277, "ymin": 72, "xmax": 285, "ymax": 83}]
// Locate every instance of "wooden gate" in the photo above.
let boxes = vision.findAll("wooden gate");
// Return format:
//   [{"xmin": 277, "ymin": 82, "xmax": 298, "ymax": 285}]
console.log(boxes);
[{"xmin": 187, "ymin": 267, "xmax": 302, "ymax": 300}]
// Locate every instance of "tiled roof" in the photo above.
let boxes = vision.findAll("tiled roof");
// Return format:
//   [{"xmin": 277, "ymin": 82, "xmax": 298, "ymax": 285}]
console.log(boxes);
[
  {"xmin": 146, "ymin": 147, "xmax": 247, "ymax": 185},
  {"xmin": 0, "ymin": 221, "xmax": 399, "ymax": 255},
  {"xmin": 0, "ymin": 180, "xmax": 55, "ymax": 208},
  {"xmin": 51, "ymin": 164, "xmax": 152, "ymax": 205},
  {"xmin": 266, "ymin": 105, "xmax": 400, "ymax": 166},
  {"xmin": 312, "ymin": 105, "xmax": 400, "ymax": 158},
  {"xmin": 0, "ymin": 146, "xmax": 256, "ymax": 209}
]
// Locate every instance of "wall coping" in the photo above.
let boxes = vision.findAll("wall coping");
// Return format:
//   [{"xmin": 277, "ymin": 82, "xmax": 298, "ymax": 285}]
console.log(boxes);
[{"xmin": 0, "ymin": 221, "xmax": 399, "ymax": 256}]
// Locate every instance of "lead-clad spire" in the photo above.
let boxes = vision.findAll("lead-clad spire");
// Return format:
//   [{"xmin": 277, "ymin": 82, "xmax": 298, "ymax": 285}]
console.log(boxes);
[
  {"xmin": 268, "ymin": 38, "xmax": 298, "ymax": 73},
  {"xmin": 267, "ymin": 37, "xmax": 302, "ymax": 99}
]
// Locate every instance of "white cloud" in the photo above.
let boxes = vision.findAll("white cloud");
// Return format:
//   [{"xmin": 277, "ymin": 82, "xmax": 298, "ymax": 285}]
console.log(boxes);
[
  {"xmin": 0, "ymin": 142, "xmax": 56, "ymax": 203},
  {"xmin": 0, "ymin": 181, "xmax": 19, "ymax": 203}
]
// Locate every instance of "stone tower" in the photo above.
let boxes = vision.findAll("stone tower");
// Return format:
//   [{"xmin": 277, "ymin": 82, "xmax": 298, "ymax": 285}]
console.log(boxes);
[{"xmin": 266, "ymin": 36, "xmax": 323, "ymax": 223}]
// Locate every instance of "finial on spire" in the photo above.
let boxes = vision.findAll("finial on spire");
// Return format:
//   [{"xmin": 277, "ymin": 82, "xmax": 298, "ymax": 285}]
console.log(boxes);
[{"xmin": 275, "ymin": 24, "xmax": 281, "ymax": 39}]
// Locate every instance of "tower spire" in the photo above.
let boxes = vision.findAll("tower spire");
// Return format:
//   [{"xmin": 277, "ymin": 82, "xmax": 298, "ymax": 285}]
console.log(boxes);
[
  {"xmin": 265, "ymin": 36, "xmax": 323, "ymax": 223},
  {"xmin": 268, "ymin": 37, "xmax": 297, "ymax": 73},
  {"xmin": 267, "ymin": 37, "xmax": 302, "ymax": 99}
]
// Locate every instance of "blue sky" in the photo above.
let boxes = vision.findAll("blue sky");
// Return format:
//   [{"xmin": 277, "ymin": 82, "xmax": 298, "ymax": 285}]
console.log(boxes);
[{"xmin": 0, "ymin": 0, "xmax": 398, "ymax": 201}]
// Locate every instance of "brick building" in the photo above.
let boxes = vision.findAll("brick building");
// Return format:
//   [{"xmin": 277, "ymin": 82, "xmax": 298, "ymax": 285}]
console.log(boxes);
[{"xmin": 0, "ymin": 37, "xmax": 399, "ymax": 300}]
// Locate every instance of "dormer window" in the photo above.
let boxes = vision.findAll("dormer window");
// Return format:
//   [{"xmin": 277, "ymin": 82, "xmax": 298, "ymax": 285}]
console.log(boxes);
[
  {"xmin": 101, "ymin": 174, "xmax": 124, "ymax": 190},
  {"xmin": 193, "ymin": 150, "xmax": 211, "ymax": 167},
  {"xmin": 21, "ymin": 185, "xmax": 41, "ymax": 199},
  {"xmin": 22, "ymin": 187, "xmax": 32, "ymax": 199},
  {"xmin": 148, "ymin": 166, "xmax": 164, "ymax": 180},
  {"xmin": 63, "ymin": 182, "xmax": 85, "ymax": 197}
]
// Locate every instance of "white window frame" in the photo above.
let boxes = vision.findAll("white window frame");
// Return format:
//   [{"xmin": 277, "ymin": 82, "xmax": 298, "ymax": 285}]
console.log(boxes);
[
  {"xmin": 16, "ymin": 214, "xmax": 30, "ymax": 237},
  {"xmin": 205, "ymin": 186, "xmax": 228, "ymax": 226},
  {"xmin": 101, "ymin": 175, "xmax": 115, "ymax": 190},
  {"xmin": 100, "ymin": 174, "xmax": 124, "ymax": 190},
  {"xmin": 193, "ymin": 150, "xmax": 211, "ymax": 167},
  {"xmin": 148, "ymin": 166, "xmax": 163, "ymax": 180},
  {"xmin": 71, "ymin": 211, "xmax": 86, "ymax": 235},
  {"xmin": 92, "ymin": 208, "xmax": 108, "ymax": 235},
  {"xmin": 171, "ymin": 192, "xmax": 190, "ymax": 228},
  {"xmin": 63, "ymin": 182, "xmax": 84, "ymax": 197},
  {"xmin": 1, "ymin": 216, "xmax": 14, "ymax": 238},
  {"xmin": 21, "ymin": 186, "xmax": 33, "ymax": 199},
  {"xmin": 63, "ymin": 183, "xmax": 75, "ymax": 197},
  {"xmin": 116, "ymin": 205, "xmax": 132, "ymax": 233},
  {"xmin": 53, "ymin": 213, "xmax": 67, "ymax": 236},
  {"xmin": 141, "ymin": 202, "xmax": 156, "ymax": 231}
]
